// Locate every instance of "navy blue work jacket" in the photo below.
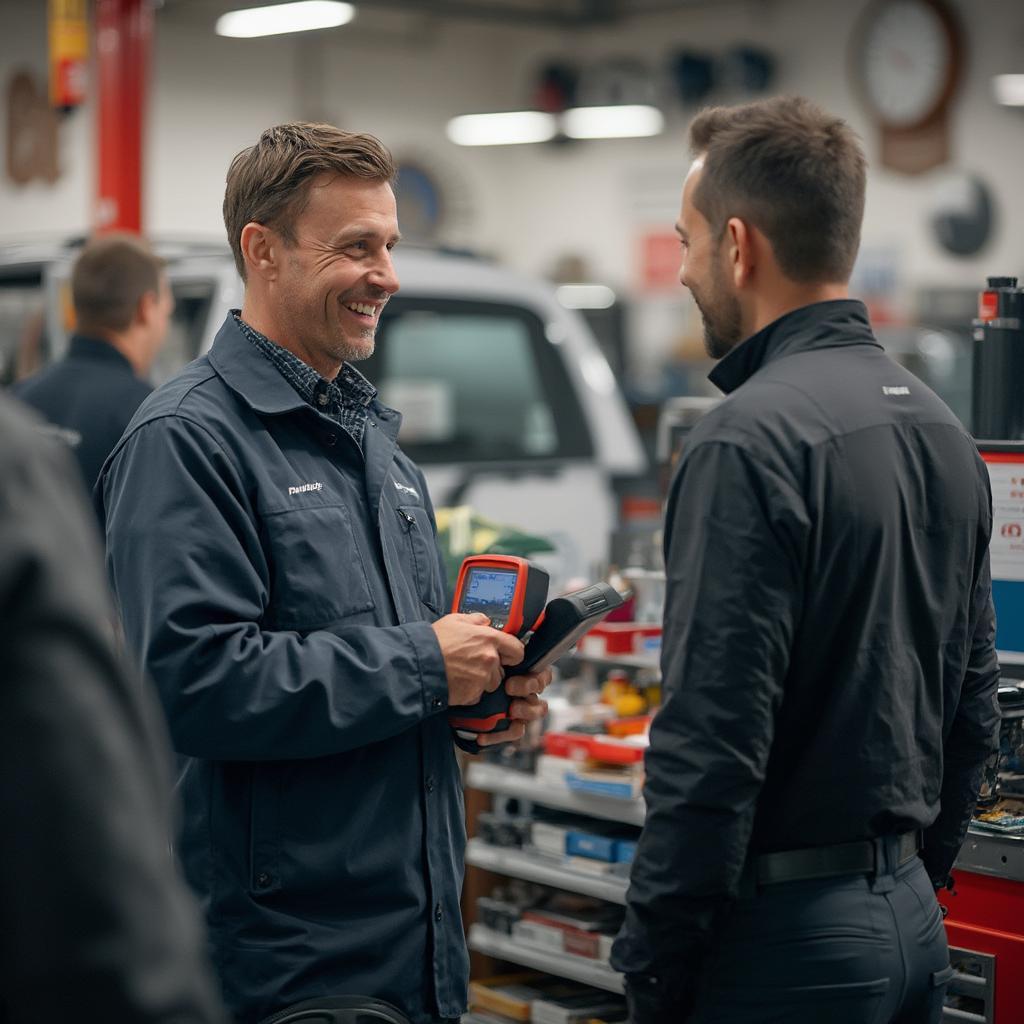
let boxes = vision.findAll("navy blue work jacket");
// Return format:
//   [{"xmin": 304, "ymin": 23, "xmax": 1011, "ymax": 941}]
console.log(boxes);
[
  {"xmin": 97, "ymin": 314, "xmax": 468, "ymax": 1024},
  {"xmin": 15, "ymin": 334, "xmax": 152, "ymax": 491}
]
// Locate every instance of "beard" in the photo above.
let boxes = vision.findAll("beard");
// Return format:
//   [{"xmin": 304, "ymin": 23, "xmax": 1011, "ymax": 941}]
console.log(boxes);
[{"xmin": 693, "ymin": 263, "xmax": 743, "ymax": 360}]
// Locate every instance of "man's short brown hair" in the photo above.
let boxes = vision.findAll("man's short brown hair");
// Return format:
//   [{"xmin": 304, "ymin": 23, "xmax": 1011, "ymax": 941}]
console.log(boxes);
[
  {"xmin": 72, "ymin": 234, "xmax": 165, "ymax": 337},
  {"xmin": 688, "ymin": 96, "xmax": 866, "ymax": 284},
  {"xmin": 223, "ymin": 122, "xmax": 396, "ymax": 280}
]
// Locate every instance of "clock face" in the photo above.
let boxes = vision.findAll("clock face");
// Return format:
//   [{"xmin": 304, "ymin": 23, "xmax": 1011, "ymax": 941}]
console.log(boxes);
[{"xmin": 859, "ymin": 0, "xmax": 954, "ymax": 128}]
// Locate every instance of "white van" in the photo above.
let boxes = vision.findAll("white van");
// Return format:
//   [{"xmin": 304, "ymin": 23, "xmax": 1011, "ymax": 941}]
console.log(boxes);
[{"xmin": 0, "ymin": 242, "xmax": 646, "ymax": 581}]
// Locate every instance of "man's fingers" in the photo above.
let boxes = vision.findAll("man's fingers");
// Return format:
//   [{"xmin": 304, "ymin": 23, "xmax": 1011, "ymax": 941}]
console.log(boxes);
[
  {"xmin": 493, "ymin": 630, "xmax": 525, "ymax": 665},
  {"xmin": 477, "ymin": 721, "xmax": 527, "ymax": 747},
  {"xmin": 509, "ymin": 694, "xmax": 549, "ymax": 721},
  {"xmin": 505, "ymin": 668, "xmax": 553, "ymax": 697}
]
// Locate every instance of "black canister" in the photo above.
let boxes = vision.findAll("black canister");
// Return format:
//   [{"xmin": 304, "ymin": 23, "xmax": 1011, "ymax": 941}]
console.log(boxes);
[{"xmin": 972, "ymin": 276, "xmax": 1024, "ymax": 440}]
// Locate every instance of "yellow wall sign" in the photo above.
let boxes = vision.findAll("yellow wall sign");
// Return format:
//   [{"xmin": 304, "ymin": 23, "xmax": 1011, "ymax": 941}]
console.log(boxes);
[{"xmin": 49, "ymin": 0, "xmax": 88, "ymax": 110}]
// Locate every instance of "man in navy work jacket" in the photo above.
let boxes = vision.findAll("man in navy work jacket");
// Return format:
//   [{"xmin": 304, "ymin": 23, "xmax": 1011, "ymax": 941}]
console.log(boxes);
[
  {"xmin": 611, "ymin": 96, "xmax": 1000, "ymax": 1024},
  {"xmin": 16, "ymin": 234, "xmax": 172, "ymax": 491},
  {"xmin": 97, "ymin": 123, "xmax": 552, "ymax": 1024}
]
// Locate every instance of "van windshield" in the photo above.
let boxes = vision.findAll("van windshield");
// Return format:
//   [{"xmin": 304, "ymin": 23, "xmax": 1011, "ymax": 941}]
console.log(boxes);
[{"xmin": 367, "ymin": 298, "xmax": 592, "ymax": 465}]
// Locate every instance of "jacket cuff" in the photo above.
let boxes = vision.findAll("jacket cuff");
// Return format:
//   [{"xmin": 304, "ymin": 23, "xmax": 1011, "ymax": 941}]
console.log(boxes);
[{"xmin": 401, "ymin": 620, "xmax": 449, "ymax": 717}]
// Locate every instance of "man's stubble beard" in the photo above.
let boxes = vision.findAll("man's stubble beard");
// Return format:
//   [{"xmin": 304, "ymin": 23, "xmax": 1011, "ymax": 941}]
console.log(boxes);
[{"xmin": 697, "ymin": 267, "xmax": 743, "ymax": 360}]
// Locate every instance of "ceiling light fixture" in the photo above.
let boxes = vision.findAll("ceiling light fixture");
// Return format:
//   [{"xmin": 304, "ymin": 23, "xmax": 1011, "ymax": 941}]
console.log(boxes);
[
  {"xmin": 446, "ymin": 111, "xmax": 557, "ymax": 147},
  {"xmin": 216, "ymin": 1, "xmax": 355, "ymax": 39},
  {"xmin": 563, "ymin": 104, "xmax": 664, "ymax": 139},
  {"xmin": 992, "ymin": 74, "xmax": 1024, "ymax": 107}
]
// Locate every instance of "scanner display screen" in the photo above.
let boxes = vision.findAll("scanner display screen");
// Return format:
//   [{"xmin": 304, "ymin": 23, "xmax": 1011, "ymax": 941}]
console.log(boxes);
[{"xmin": 460, "ymin": 568, "xmax": 518, "ymax": 623}]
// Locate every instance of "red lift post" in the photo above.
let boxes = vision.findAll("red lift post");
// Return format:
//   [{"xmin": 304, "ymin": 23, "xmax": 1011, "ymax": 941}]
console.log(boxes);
[{"xmin": 94, "ymin": 0, "xmax": 152, "ymax": 233}]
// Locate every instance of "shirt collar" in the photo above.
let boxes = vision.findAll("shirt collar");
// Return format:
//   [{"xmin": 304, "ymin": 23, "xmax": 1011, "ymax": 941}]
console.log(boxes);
[
  {"xmin": 708, "ymin": 299, "xmax": 882, "ymax": 395},
  {"xmin": 230, "ymin": 310, "xmax": 377, "ymax": 412}
]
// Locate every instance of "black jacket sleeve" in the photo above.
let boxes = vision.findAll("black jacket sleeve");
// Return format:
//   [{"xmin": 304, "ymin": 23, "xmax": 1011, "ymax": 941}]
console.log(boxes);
[
  {"xmin": 921, "ymin": 549, "xmax": 1001, "ymax": 884},
  {"xmin": 610, "ymin": 440, "xmax": 808, "ymax": 1012},
  {"xmin": 0, "ymin": 398, "xmax": 226, "ymax": 1023}
]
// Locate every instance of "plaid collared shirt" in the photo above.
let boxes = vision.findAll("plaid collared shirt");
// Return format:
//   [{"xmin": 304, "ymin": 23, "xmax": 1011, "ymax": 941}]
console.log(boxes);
[{"xmin": 232, "ymin": 311, "xmax": 376, "ymax": 450}]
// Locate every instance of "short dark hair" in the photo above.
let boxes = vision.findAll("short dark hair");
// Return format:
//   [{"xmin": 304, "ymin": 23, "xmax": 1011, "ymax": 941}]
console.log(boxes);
[
  {"xmin": 688, "ymin": 96, "xmax": 866, "ymax": 284},
  {"xmin": 71, "ymin": 234, "xmax": 165, "ymax": 337},
  {"xmin": 223, "ymin": 122, "xmax": 396, "ymax": 280}
]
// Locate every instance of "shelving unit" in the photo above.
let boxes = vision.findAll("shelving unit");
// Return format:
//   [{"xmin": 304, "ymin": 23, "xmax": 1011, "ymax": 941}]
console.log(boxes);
[
  {"xmin": 466, "ymin": 838, "xmax": 628, "ymax": 904},
  {"xmin": 468, "ymin": 924, "xmax": 625, "ymax": 994},
  {"xmin": 466, "ymin": 761, "xmax": 646, "ymax": 827}
]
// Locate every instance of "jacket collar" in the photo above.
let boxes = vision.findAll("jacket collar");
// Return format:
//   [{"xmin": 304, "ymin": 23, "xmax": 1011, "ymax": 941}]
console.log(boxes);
[
  {"xmin": 207, "ymin": 312, "xmax": 328, "ymax": 416},
  {"xmin": 68, "ymin": 334, "xmax": 136, "ymax": 373},
  {"xmin": 709, "ymin": 299, "xmax": 881, "ymax": 395}
]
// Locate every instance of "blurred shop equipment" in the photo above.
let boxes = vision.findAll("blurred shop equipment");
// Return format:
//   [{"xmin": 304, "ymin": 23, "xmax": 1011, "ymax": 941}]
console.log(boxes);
[
  {"xmin": 5, "ymin": 71, "xmax": 60, "ymax": 185},
  {"xmin": 48, "ymin": 0, "xmax": 88, "ymax": 111},
  {"xmin": 972, "ymin": 277, "xmax": 1024, "ymax": 440},
  {"xmin": 929, "ymin": 171, "xmax": 994, "ymax": 257}
]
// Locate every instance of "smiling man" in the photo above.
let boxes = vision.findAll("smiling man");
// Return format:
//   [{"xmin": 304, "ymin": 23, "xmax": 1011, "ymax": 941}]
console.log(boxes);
[
  {"xmin": 97, "ymin": 123, "xmax": 551, "ymax": 1024},
  {"xmin": 611, "ymin": 97, "xmax": 999, "ymax": 1024}
]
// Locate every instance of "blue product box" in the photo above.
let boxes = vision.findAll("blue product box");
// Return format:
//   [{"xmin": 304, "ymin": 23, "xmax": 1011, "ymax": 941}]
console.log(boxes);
[
  {"xmin": 613, "ymin": 839, "xmax": 638, "ymax": 864},
  {"xmin": 566, "ymin": 830, "xmax": 617, "ymax": 862}
]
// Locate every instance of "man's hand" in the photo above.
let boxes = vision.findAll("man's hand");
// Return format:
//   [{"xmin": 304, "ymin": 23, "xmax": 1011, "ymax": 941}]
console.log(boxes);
[
  {"xmin": 475, "ymin": 667, "xmax": 553, "ymax": 747},
  {"xmin": 431, "ymin": 613, "xmax": 524, "ymax": 707}
]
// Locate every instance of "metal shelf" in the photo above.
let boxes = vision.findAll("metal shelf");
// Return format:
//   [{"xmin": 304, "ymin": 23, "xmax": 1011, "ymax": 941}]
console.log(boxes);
[
  {"xmin": 466, "ymin": 839, "xmax": 628, "ymax": 904},
  {"xmin": 467, "ymin": 762, "xmax": 646, "ymax": 826},
  {"xmin": 468, "ymin": 924, "xmax": 624, "ymax": 994}
]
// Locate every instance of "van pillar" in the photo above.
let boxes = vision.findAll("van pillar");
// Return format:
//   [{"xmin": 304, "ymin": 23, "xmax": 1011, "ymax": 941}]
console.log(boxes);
[{"xmin": 94, "ymin": 0, "xmax": 152, "ymax": 234}]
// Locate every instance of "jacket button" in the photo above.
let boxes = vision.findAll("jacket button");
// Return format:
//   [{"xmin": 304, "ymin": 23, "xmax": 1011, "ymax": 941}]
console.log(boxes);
[
  {"xmin": 426, "ymin": 776, "xmax": 435, "ymax": 793},
  {"xmin": 256, "ymin": 872, "xmax": 272, "ymax": 889},
  {"xmin": 431, "ymin": 696, "xmax": 445, "ymax": 710},
  {"xmin": 434, "ymin": 903, "xmax": 443, "ymax": 922},
  {"xmin": 324, "ymin": 434, "xmax": 337, "ymax": 446}
]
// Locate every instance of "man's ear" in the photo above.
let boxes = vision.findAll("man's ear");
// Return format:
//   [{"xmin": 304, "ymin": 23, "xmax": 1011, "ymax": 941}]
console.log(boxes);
[
  {"xmin": 239, "ymin": 222, "xmax": 279, "ymax": 281},
  {"xmin": 725, "ymin": 216, "xmax": 755, "ymax": 289},
  {"xmin": 135, "ymin": 289, "xmax": 158, "ymax": 329}
]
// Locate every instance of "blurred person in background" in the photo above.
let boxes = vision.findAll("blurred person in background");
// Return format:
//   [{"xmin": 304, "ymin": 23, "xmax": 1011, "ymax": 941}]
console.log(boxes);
[
  {"xmin": 15, "ymin": 234, "xmax": 172, "ymax": 491},
  {"xmin": 611, "ymin": 95, "xmax": 999, "ymax": 1024},
  {"xmin": 97, "ymin": 122, "xmax": 550, "ymax": 1024},
  {"xmin": 0, "ymin": 393, "xmax": 226, "ymax": 1023}
]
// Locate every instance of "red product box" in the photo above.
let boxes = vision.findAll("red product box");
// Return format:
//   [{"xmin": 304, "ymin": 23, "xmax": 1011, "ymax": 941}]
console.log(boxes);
[
  {"xmin": 562, "ymin": 927, "xmax": 601, "ymax": 959},
  {"xmin": 579, "ymin": 622, "xmax": 662, "ymax": 656},
  {"xmin": 542, "ymin": 732, "xmax": 594, "ymax": 760}
]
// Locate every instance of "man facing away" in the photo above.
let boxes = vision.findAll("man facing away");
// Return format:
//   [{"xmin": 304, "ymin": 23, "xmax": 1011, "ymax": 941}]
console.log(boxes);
[
  {"xmin": 16, "ymin": 234, "xmax": 173, "ymax": 491},
  {"xmin": 97, "ymin": 123, "xmax": 551, "ymax": 1024},
  {"xmin": 611, "ymin": 96, "xmax": 1000, "ymax": 1024}
]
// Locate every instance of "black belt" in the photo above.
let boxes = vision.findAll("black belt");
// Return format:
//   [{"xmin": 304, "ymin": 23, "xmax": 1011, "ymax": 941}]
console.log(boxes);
[{"xmin": 755, "ymin": 831, "xmax": 921, "ymax": 886}]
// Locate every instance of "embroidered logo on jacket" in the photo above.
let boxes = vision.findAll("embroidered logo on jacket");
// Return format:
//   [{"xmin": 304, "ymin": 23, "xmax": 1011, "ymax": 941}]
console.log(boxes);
[
  {"xmin": 288, "ymin": 482, "xmax": 324, "ymax": 496},
  {"xmin": 393, "ymin": 480, "xmax": 419, "ymax": 500},
  {"xmin": 882, "ymin": 386, "xmax": 910, "ymax": 396}
]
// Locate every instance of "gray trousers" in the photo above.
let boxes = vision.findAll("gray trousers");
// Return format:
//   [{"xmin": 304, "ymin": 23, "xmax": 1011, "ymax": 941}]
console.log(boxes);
[{"xmin": 690, "ymin": 841, "xmax": 953, "ymax": 1024}]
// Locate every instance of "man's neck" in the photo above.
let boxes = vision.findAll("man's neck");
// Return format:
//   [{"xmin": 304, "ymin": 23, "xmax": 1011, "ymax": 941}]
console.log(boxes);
[
  {"xmin": 91, "ymin": 330, "xmax": 146, "ymax": 376},
  {"xmin": 744, "ymin": 282, "xmax": 850, "ymax": 340},
  {"xmin": 239, "ymin": 298, "xmax": 341, "ymax": 381}
]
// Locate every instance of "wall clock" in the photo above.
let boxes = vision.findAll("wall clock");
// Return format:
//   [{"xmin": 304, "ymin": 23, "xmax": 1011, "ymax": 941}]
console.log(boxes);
[{"xmin": 852, "ymin": 0, "xmax": 963, "ymax": 174}]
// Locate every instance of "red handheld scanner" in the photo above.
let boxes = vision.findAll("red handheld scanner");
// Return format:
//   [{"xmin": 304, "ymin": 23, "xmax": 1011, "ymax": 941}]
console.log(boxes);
[{"xmin": 446, "ymin": 555, "xmax": 549, "ymax": 743}]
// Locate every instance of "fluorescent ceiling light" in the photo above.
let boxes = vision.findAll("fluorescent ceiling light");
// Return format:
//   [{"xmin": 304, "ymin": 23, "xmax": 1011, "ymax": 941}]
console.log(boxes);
[
  {"xmin": 556, "ymin": 284, "xmax": 617, "ymax": 310},
  {"xmin": 993, "ymin": 74, "xmax": 1024, "ymax": 106},
  {"xmin": 216, "ymin": 1, "xmax": 355, "ymax": 39},
  {"xmin": 446, "ymin": 111, "xmax": 557, "ymax": 147},
  {"xmin": 564, "ymin": 104, "xmax": 664, "ymax": 139}
]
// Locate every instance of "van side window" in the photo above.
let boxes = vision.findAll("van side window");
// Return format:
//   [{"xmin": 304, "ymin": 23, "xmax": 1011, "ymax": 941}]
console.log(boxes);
[{"xmin": 370, "ymin": 299, "xmax": 592, "ymax": 464}]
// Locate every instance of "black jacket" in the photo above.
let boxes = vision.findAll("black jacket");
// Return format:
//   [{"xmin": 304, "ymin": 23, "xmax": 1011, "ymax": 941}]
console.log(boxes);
[
  {"xmin": 611, "ymin": 301, "xmax": 1000, "ymax": 1003},
  {"xmin": 98, "ymin": 315, "xmax": 467, "ymax": 1024},
  {"xmin": 15, "ymin": 334, "xmax": 152, "ymax": 490},
  {"xmin": 0, "ymin": 395, "xmax": 225, "ymax": 1023}
]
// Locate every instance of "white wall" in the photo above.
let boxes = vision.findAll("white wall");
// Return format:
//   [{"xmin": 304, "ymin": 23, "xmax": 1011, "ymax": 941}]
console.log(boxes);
[{"xmin": 2, "ymin": 0, "xmax": 1022, "ymax": 295}]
